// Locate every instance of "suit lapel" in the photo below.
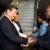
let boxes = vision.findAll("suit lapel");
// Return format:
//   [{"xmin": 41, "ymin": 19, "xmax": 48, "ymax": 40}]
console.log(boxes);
[{"xmin": 3, "ymin": 16, "xmax": 19, "ymax": 35}]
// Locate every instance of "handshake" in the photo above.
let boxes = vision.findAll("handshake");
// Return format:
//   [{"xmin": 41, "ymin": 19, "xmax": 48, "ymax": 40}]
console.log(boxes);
[
  {"xmin": 28, "ymin": 37, "xmax": 37, "ymax": 45},
  {"xmin": 21, "ymin": 34, "xmax": 37, "ymax": 47},
  {"xmin": 21, "ymin": 37, "xmax": 37, "ymax": 47},
  {"xmin": 24, "ymin": 34, "xmax": 37, "ymax": 45}
]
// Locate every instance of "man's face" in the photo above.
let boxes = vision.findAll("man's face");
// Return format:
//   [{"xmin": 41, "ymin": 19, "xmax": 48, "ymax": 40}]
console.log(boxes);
[
  {"xmin": 7, "ymin": 8, "xmax": 17, "ymax": 20},
  {"xmin": 45, "ymin": 5, "xmax": 50, "ymax": 19}
]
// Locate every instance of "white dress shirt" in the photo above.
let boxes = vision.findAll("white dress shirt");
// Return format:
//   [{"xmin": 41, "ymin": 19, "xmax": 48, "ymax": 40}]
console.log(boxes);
[{"xmin": 12, "ymin": 21, "xmax": 27, "ymax": 38}]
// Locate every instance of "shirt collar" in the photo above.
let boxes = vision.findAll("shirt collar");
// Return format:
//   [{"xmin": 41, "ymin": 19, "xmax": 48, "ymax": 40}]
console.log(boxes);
[
  {"xmin": 42, "ymin": 21, "xmax": 47, "ymax": 24},
  {"xmin": 5, "ymin": 15, "xmax": 11, "ymax": 21}
]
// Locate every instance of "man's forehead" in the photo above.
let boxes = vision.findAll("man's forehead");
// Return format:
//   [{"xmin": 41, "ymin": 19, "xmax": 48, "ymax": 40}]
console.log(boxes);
[
  {"xmin": 12, "ymin": 8, "xmax": 17, "ymax": 10},
  {"xmin": 10, "ymin": 8, "xmax": 18, "ymax": 13}
]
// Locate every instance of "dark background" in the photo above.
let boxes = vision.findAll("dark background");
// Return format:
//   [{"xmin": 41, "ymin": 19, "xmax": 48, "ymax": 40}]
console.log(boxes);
[{"xmin": 0, "ymin": 0, "xmax": 13, "ymax": 16}]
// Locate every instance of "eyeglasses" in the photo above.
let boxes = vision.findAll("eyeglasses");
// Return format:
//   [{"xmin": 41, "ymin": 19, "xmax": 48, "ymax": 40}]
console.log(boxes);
[{"xmin": 16, "ymin": 12, "xmax": 19, "ymax": 15}]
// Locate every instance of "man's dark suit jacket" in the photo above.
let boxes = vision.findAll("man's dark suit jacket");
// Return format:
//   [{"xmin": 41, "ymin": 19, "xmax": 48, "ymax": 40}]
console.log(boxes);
[
  {"xmin": 0, "ymin": 16, "xmax": 28, "ymax": 50},
  {"xmin": 36, "ymin": 25, "xmax": 50, "ymax": 50}
]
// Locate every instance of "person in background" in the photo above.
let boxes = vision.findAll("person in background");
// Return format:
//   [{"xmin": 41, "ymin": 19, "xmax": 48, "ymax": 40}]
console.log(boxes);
[
  {"xmin": 13, "ymin": 12, "xmax": 23, "ymax": 33},
  {"xmin": 12, "ymin": 11, "xmax": 28, "ymax": 38}
]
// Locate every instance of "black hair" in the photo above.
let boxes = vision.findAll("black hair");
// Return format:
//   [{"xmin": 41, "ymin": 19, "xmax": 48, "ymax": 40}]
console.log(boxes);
[
  {"xmin": 5, "ymin": 5, "xmax": 18, "ymax": 12},
  {"xmin": 37, "ymin": 9, "xmax": 46, "ymax": 21},
  {"xmin": 38, "ymin": 14, "xmax": 47, "ymax": 21}
]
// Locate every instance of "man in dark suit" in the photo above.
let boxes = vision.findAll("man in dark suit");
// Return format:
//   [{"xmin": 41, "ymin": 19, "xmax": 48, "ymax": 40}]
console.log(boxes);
[{"xmin": 0, "ymin": 5, "xmax": 34, "ymax": 50}]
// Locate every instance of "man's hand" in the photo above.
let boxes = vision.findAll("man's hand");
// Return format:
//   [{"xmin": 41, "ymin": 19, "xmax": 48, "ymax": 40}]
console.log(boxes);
[
  {"xmin": 27, "ymin": 34, "xmax": 32, "ymax": 38},
  {"xmin": 28, "ymin": 37, "xmax": 37, "ymax": 45},
  {"xmin": 28, "ymin": 37, "xmax": 34, "ymax": 44},
  {"xmin": 32, "ymin": 38, "xmax": 37, "ymax": 44}
]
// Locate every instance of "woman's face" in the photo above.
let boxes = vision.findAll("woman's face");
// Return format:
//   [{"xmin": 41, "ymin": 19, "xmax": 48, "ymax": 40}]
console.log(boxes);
[{"xmin": 14, "ymin": 12, "xmax": 19, "ymax": 21}]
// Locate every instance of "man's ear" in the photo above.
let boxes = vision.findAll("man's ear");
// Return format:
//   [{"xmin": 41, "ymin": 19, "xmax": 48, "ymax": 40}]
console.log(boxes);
[{"xmin": 7, "ymin": 9, "xmax": 10, "ymax": 13}]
